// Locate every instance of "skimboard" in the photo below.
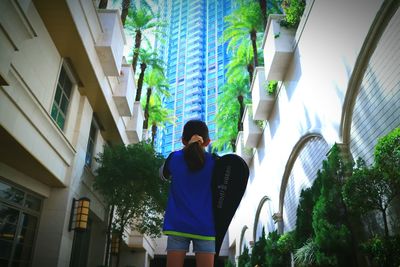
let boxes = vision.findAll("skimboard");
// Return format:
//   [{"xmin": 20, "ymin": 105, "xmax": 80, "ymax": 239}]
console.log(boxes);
[{"xmin": 212, "ymin": 153, "xmax": 249, "ymax": 256}]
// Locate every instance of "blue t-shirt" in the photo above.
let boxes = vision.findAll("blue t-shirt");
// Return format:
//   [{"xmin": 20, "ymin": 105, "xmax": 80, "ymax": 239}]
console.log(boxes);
[{"xmin": 162, "ymin": 149, "xmax": 216, "ymax": 240}]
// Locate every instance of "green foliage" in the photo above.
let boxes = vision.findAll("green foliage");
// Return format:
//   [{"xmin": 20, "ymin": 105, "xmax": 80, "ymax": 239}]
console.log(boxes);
[
  {"xmin": 264, "ymin": 230, "xmax": 291, "ymax": 267},
  {"xmin": 265, "ymin": 80, "xmax": 278, "ymax": 95},
  {"xmin": 224, "ymin": 259, "xmax": 236, "ymax": 267},
  {"xmin": 361, "ymin": 235, "xmax": 400, "ymax": 267},
  {"xmin": 238, "ymin": 245, "xmax": 251, "ymax": 267},
  {"xmin": 293, "ymin": 239, "xmax": 317, "ymax": 267},
  {"xmin": 280, "ymin": 0, "xmax": 306, "ymax": 29},
  {"xmin": 214, "ymin": 75, "xmax": 250, "ymax": 152},
  {"xmin": 223, "ymin": 1, "xmax": 264, "ymax": 52},
  {"xmin": 311, "ymin": 144, "xmax": 353, "ymax": 266},
  {"xmin": 374, "ymin": 127, "xmax": 400, "ymax": 185},
  {"xmin": 251, "ymin": 228, "xmax": 267, "ymax": 267},
  {"xmin": 343, "ymin": 160, "xmax": 398, "ymax": 236},
  {"xmin": 294, "ymin": 185, "xmax": 318, "ymax": 248},
  {"xmin": 94, "ymin": 141, "xmax": 169, "ymax": 237},
  {"xmin": 278, "ymin": 231, "xmax": 295, "ymax": 253}
]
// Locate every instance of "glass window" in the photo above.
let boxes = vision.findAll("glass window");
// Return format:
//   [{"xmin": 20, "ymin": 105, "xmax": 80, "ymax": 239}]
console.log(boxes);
[
  {"xmin": 85, "ymin": 119, "xmax": 97, "ymax": 167},
  {"xmin": 51, "ymin": 66, "xmax": 73, "ymax": 130},
  {"xmin": 0, "ymin": 180, "xmax": 42, "ymax": 267}
]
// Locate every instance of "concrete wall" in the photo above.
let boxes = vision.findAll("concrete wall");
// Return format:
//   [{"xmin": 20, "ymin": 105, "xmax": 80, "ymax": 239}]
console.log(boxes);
[{"xmin": 0, "ymin": 0, "xmax": 148, "ymax": 266}]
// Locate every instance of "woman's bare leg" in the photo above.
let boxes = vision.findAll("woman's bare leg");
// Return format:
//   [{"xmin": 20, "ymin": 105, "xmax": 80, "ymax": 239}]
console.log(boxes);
[
  {"xmin": 195, "ymin": 252, "xmax": 214, "ymax": 267},
  {"xmin": 166, "ymin": 251, "xmax": 186, "ymax": 267}
]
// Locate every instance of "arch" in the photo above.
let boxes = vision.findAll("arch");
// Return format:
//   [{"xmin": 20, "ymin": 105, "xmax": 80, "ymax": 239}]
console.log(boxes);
[
  {"xmin": 252, "ymin": 196, "xmax": 270, "ymax": 242},
  {"xmin": 278, "ymin": 133, "xmax": 323, "ymax": 216},
  {"xmin": 239, "ymin": 225, "xmax": 249, "ymax": 255},
  {"xmin": 340, "ymin": 0, "xmax": 399, "ymax": 149}
]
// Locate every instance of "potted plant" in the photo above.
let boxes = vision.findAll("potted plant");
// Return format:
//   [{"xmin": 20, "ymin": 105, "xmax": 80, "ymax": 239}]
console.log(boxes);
[
  {"xmin": 251, "ymin": 66, "xmax": 277, "ymax": 120},
  {"xmin": 242, "ymin": 105, "xmax": 263, "ymax": 148}
]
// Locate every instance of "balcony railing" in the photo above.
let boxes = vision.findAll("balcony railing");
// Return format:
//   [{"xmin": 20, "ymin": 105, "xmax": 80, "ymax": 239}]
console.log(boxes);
[
  {"xmin": 112, "ymin": 64, "xmax": 136, "ymax": 116},
  {"xmin": 242, "ymin": 105, "xmax": 263, "ymax": 148},
  {"xmin": 95, "ymin": 9, "xmax": 126, "ymax": 76},
  {"xmin": 235, "ymin": 131, "xmax": 253, "ymax": 166},
  {"xmin": 124, "ymin": 101, "xmax": 144, "ymax": 144},
  {"xmin": 262, "ymin": 14, "xmax": 295, "ymax": 81},
  {"xmin": 251, "ymin": 67, "xmax": 276, "ymax": 120}
]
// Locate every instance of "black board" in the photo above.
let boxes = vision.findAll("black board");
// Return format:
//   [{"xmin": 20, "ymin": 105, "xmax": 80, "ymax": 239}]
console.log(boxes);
[{"xmin": 212, "ymin": 153, "xmax": 249, "ymax": 256}]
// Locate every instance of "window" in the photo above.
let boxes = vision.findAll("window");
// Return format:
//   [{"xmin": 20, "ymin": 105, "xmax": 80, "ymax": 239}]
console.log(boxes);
[
  {"xmin": 85, "ymin": 119, "xmax": 98, "ymax": 167},
  {"xmin": 0, "ymin": 179, "xmax": 42, "ymax": 267},
  {"xmin": 51, "ymin": 65, "xmax": 73, "ymax": 130}
]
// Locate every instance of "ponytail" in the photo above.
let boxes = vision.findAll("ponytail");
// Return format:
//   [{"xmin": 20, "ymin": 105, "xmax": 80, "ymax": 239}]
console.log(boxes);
[
  {"xmin": 184, "ymin": 142, "xmax": 206, "ymax": 171},
  {"xmin": 182, "ymin": 120, "xmax": 210, "ymax": 171}
]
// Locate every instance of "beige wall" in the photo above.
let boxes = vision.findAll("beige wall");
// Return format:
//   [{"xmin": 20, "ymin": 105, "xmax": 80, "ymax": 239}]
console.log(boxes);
[{"xmin": 0, "ymin": 0, "xmax": 143, "ymax": 266}]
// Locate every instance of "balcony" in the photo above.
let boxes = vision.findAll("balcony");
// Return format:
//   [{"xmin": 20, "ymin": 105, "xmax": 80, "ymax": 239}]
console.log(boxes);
[
  {"xmin": 235, "ymin": 131, "xmax": 253, "ymax": 166},
  {"xmin": 96, "ymin": 9, "xmax": 126, "ymax": 76},
  {"xmin": 186, "ymin": 87, "xmax": 202, "ymax": 95},
  {"xmin": 242, "ymin": 105, "xmax": 263, "ymax": 148},
  {"xmin": 263, "ymin": 14, "xmax": 295, "ymax": 81},
  {"xmin": 112, "ymin": 64, "xmax": 136, "ymax": 116},
  {"xmin": 124, "ymin": 102, "xmax": 144, "ymax": 144},
  {"xmin": 185, "ymin": 104, "xmax": 202, "ymax": 112},
  {"xmin": 127, "ymin": 230, "xmax": 155, "ymax": 257},
  {"xmin": 251, "ymin": 67, "xmax": 276, "ymax": 120}
]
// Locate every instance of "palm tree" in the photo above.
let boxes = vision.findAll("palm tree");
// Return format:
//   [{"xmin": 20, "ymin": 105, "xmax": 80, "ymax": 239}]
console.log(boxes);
[
  {"xmin": 226, "ymin": 42, "xmax": 254, "ymax": 85},
  {"xmin": 258, "ymin": 0, "xmax": 284, "ymax": 27},
  {"xmin": 121, "ymin": 0, "xmax": 131, "ymax": 25},
  {"xmin": 224, "ymin": 1, "xmax": 264, "ymax": 67},
  {"xmin": 125, "ymin": 7, "xmax": 165, "ymax": 71},
  {"xmin": 143, "ymin": 68, "xmax": 170, "ymax": 130},
  {"xmin": 214, "ymin": 94, "xmax": 239, "ymax": 152},
  {"xmin": 98, "ymin": 0, "xmax": 108, "ymax": 9},
  {"xmin": 142, "ymin": 94, "xmax": 174, "ymax": 147},
  {"xmin": 214, "ymin": 75, "xmax": 250, "ymax": 153},
  {"xmin": 134, "ymin": 48, "xmax": 164, "ymax": 102}
]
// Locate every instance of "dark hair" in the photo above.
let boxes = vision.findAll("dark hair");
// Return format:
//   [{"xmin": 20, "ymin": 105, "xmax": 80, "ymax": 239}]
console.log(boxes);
[{"xmin": 182, "ymin": 120, "xmax": 210, "ymax": 171}]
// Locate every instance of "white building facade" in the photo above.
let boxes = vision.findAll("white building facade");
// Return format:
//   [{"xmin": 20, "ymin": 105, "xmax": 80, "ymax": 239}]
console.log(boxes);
[
  {"xmin": 232, "ymin": 0, "xmax": 399, "ymax": 263},
  {"xmin": 0, "ymin": 0, "xmax": 148, "ymax": 266}
]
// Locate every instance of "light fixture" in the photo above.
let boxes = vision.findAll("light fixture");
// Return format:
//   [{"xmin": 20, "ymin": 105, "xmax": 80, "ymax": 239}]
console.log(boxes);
[
  {"xmin": 69, "ymin": 197, "xmax": 90, "ymax": 231},
  {"xmin": 111, "ymin": 233, "xmax": 120, "ymax": 255}
]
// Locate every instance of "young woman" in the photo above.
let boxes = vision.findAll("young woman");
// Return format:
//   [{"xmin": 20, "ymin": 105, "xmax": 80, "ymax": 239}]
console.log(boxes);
[{"xmin": 160, "ymin": 120, "xmax": 216, "ymax": 267}]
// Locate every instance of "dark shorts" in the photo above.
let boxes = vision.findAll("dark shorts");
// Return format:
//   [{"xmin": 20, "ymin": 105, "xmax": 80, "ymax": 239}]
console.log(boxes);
[{"xmin": 166, "ymin": 235, "xmax": 216, "ymax": 254}]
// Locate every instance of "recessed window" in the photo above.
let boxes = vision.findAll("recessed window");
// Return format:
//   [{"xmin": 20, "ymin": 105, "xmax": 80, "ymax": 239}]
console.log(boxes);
[
  {"xmin": 51, "ymin": 66, "xmax": 73, "ymax": 130},
  {"xmin": 85, "ymin": 119, "xmax": 98, "ymax": 167}
]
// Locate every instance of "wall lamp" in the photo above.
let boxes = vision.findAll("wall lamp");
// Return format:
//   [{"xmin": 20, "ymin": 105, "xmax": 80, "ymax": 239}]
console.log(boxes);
[
  {"xmin": 111, "ymin": 233, "xmax": 120, "ymax": 255},
  {"xmin": 69, "ymin": 197, "xmax": 90, "ymax": 231}
]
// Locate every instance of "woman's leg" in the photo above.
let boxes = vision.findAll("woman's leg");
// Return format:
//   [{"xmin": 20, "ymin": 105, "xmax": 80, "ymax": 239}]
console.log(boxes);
[
  {"xmin": 195, "ymin": 252, "xmax": 214, "ymax": 267},
  {"xmin": 166, "ymin": 251, "xmax": 186, "ymax": 267}
]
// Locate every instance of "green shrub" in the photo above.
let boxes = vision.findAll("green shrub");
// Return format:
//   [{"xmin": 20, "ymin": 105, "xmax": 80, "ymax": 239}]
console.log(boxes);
[
  {"xmin": 265, "ymin": 80, "xmax": 278, "ymax": 95},
  {"xmin": 374, "ymin": 127, "xmax": 400, "ymax": 186},
  {"xmin": 281, "ymin": 0, "xmax": 306, "ymax": 28},
  {"xmin": 238, "ymin": 245, "xmax": 251, "ymax": 267},
  {"xmin": 361, "ymin": 235, "xmax": 400, "ymax": 267}
]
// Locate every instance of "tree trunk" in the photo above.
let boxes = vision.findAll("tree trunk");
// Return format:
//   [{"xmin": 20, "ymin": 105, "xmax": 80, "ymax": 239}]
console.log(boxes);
[
  {"xmin": 104, "ymin": 205, "xmax": 115, "ymax": 266},
  {"xmin": 250, "ymin": 30, "xmax": 258, "ymax": 67},
  {"xmin": 98, "ymin": 0, "xmax": 108, "ymax": 9},
  {"xmin": 382, "ymin": 208, "xmax": 389, "ymax": 238},
  {"xmin": 115, "ymin": 232, "xmax": 123, "ymax": 267},
  {"xmin": 237, "ymin": 95, "xmax": 244, "ymax": 132},
  {"xmin": 121, "ymin": 0, "xmax": 131, "ymax": 25},
  {"xmin": 135, "ymin": 63, "xmax": 147, "ymax": 101},
  {"xmin": 259, "ymin": 0, "xmax": 267, "ymax": 28},
  {"xmin": 151, "ymin": 123, "xmax": 157, "ymax": 147},
  {"xmin": 132, "ymin": 30, "xmax": 142, "ymax": 73},
  {"xmin": 231, "ymin": 139, "xmax": 236, "ymax": 152},
  {"xmin": 143, "ymin": 87, "xmax": 152, "ymax": 130},
  {"xmin": 247, "ymin": 64, "xmax": 254, "ymax": 86}
]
